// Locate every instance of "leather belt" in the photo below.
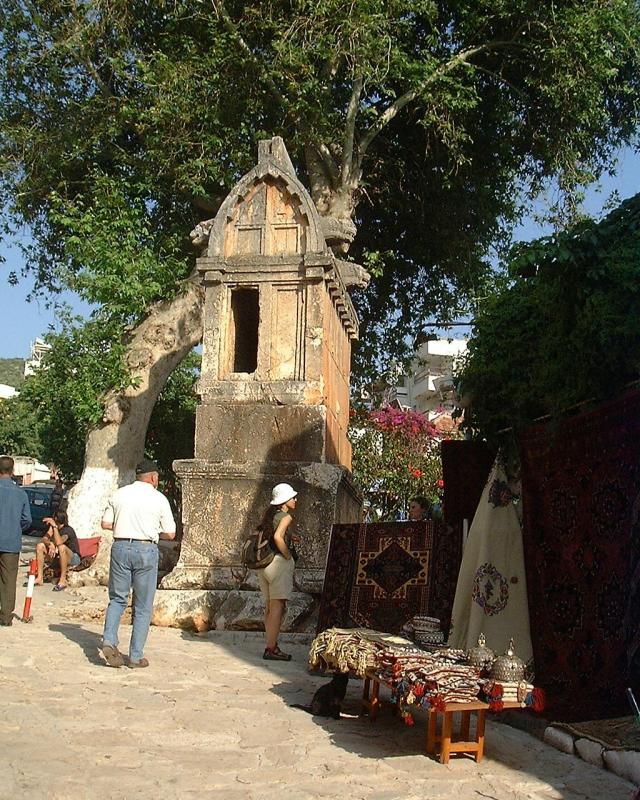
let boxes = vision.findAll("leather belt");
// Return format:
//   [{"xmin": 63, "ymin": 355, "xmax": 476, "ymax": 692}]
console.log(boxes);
[{"xmin": 114, "ymin": 538, "xmax": 156, "ymax": 545}]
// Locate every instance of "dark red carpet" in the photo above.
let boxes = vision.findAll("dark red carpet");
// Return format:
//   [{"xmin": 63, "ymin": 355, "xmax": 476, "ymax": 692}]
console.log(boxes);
[{"xmin": 520, "ymin": 389, "xmax": 640, "ymax": 720}]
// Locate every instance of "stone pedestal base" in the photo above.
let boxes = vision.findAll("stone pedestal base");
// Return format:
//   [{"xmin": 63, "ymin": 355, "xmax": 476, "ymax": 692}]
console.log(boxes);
[
  {"xmin": 161, "ymin": 564, "xmax": 325, "ymax": 594},
  {"xmin": 152, "ymin": 589, "xmax": 316, "ymax": 633},
  {"xmin": 161, "ymin": 458, "xmax": 360, "ymax": 597}
]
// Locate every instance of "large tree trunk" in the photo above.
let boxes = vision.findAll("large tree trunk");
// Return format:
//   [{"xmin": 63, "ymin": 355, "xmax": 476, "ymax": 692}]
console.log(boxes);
[{"xmin": 68, "ymin": 282, "xmax": 204, "ymax": 585}]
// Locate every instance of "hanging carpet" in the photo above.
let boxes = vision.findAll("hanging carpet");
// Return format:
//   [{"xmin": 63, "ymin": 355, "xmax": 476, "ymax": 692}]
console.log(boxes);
[
  {"xmin": 442, "ymin": 439, "xmax": 496, "ymax": 533},
  {"xmin": 448, "ymin": 459, "xmax": 533, "ymax": 665},
  {"xmin": 519, "ymin": 389, "xmax": 640, "ymax": 721},
  {"xmin": 317, "ymin": 522, "xmax": 436, "ymax": 635}
]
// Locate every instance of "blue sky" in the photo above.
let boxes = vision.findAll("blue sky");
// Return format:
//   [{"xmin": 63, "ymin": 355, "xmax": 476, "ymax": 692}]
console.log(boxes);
[{"xmin": 1, "ymin": 146, "xmax": 638, "ymax": 360}]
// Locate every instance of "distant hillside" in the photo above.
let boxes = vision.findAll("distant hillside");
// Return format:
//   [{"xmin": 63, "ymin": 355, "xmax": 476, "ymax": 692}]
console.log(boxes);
[{"xmin": 0, "ymin": 358, "xmax": 25, "ymax": 388}]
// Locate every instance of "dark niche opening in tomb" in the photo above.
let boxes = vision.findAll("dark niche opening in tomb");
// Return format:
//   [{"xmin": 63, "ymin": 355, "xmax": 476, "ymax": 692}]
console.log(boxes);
[{"xmin": 231, "ymin": 287, "xmax": 259, "ymax": 373}]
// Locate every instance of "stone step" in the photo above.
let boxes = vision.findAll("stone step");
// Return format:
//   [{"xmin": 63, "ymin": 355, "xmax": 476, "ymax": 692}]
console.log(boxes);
[{"xmin": 151, "ymin": 587, "xmax": 316, "ymax": 633}]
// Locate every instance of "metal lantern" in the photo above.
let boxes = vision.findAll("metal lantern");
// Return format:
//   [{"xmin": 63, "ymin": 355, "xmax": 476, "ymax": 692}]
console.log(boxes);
[
  {"xmin": 490, "ymin": 638, "xmax": 526, "ymax": 683},
  {"xmin": 467, "ymin": 633, "xmax": 495, "ymax": 672}
]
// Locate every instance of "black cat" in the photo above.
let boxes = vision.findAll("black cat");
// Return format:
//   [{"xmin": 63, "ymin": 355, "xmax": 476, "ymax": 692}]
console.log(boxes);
[{"xmin": 291, "ymin": 673, "xmax": 349, "ymax": 719}]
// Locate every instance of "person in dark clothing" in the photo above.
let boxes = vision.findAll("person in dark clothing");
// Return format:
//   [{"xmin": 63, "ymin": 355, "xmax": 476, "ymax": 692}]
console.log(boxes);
[
  {"xmin": 35, "ymin": 510, "xmax": 81, "ymax": 591},
  {"xmin": 0, "ymin": 456, "xmax": 32, "ymax": 625}
]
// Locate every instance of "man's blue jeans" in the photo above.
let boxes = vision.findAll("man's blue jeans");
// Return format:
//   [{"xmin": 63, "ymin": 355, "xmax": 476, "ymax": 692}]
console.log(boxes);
[{"xmin": 103, "ymin": 540, "xmax": 159, "ymax": 662}]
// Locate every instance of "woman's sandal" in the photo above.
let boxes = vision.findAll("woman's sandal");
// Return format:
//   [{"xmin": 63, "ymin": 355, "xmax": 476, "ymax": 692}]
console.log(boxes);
[{"xmin": 263, "ymin": 645, "xmax": 292, "ymax": 661}]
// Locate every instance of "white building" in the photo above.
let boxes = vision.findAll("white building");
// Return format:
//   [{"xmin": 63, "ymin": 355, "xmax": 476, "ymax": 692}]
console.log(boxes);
[
  {"xmin": 0, "ymin": 383, "xmax": 18, "ymax": 399},
  {"xmin": 11, "ymin": 456, "xmax": 51, "ymax": 485},
  {"xmin": 393, "ymin": 337, "xmax": 467, "ymax": 419},
  {"xmin": 24, "ymin": 338, "xmax": 51, "ymax": 377}
]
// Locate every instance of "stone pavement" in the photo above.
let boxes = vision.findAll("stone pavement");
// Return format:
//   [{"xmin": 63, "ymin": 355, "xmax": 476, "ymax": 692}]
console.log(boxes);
[{"xmin": 0, "ymin": 561, "xmax": 635, "ymax": 800}]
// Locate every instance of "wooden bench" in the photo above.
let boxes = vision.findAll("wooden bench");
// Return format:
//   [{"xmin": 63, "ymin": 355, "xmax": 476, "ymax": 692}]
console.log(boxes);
[{"xmin": 362, "ymin": 677, "xmax": 521, "ymax": 764}]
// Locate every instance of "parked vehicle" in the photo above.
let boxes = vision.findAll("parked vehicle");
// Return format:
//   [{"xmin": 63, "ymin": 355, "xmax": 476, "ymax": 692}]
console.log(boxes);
[{"xmin": 23, "ymin": 484, "xmax": 55, "ymax": 533}]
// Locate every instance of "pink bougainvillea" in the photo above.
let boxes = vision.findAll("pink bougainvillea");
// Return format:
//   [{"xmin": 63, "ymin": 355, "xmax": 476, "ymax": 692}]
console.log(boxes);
[{"xmin": 350, "ymin": 405, "xmax": 459, "ymax": 521}]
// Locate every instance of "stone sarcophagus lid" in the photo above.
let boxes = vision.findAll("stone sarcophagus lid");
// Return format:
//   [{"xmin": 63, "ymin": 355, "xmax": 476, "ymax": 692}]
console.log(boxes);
[{"xmin": 162, "ymin": 138, "xmax": 362, "ymax": 601}]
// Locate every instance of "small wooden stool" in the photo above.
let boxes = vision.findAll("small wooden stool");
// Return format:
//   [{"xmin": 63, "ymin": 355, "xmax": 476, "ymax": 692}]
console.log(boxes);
[
  {"xmin": 362, "ymin": 679, "xmax": 522, "ymax": 763},
  {"xmin": 426, "ymin": 701, "xmax": 488, "ymax": 764}
]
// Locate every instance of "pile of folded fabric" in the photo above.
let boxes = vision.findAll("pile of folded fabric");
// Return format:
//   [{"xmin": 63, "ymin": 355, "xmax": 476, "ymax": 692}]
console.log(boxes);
[
  {"xmin": 308, "ymin": 628, "xmax": 405, "ymax": 676},
  {"xmin": 375, "ymin": 649, "xmax": 481, "ymax": 721},
  {"xmin": 309, "ymin": 628, "xmax": 544, "ymax": 725}
]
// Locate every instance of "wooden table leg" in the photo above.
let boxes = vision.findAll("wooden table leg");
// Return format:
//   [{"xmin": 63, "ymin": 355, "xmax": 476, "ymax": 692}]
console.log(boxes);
[
  {"xmin": 440, "ymin": 711, "xmax": 453, "ymax": 764},
  {"xmin": 475, "ymin": 710, "xmax": 486, "ymax": 763},
  {"xmin": 459, "ymin": 710, "xmax": 470, "ymax": 741},
  {"xmin": 370, "ymin": 679, "xmax": 380, "ymax": 721},
  {"xmin": 426, "ymin": 710, "xmax": 437, "ymax": 755}
]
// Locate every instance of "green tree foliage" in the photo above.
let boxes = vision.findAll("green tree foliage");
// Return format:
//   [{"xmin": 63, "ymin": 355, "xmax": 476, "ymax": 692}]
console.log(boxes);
[
  {"xmin": 146, "ymin": 351, "xmax": 198, "ymax": 471},
  {"xmin": 350, "ymin": 406, "xmax": 452, "ymax": 520},
  {"xmin": 1, "ymin": 1, "xmax": 639, "ymax": 471},
  {"xmin": 2, "ymin": 2, "xmax": 640, "ymax": 356},
  {"xmin": 0, "ymin": 358, "xmax": 25, "ymax": 388},
  {"xmin": 16, "ymin": 319, "xmax": 131, "ymax": 477},
  {"xmin": 0, "ymin": 394, "xmax": 43, "ymax": 457},
  {"xmin": 457, "ymin": 193, "xmax": 640, "ymax": 445}
]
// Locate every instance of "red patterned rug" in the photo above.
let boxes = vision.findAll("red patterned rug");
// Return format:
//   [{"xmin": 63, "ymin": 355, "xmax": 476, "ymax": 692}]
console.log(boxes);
[
  {"xmin": 520, "ymin": 389, "xmax": 640, "ymax": 721},
  {"xmin": 318, "ymin": 522, "xmax": 441, "ymax": 634}
]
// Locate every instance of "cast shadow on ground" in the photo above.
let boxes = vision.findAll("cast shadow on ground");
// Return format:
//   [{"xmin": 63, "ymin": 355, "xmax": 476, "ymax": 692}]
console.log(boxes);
[
  {"xmin": 185, "ymin": 631, "xmax": 622, "ymax": 798},
  {"xmin": 49, "ymin": 623, "xmax": 104, "ymax": 666},
  {"xmin": 267, "ymin": 675, "xmax": 430, "ymax": 759}
]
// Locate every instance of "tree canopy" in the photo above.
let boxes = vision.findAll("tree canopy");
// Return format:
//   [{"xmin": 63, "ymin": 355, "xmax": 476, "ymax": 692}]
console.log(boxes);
[
  {"xmin": 457, "ymin": 192, "xmax": 640, "ymax": 446},
  {"xmin": 1, "ymin": 0, "xmax": 640, "ymax": 472}
]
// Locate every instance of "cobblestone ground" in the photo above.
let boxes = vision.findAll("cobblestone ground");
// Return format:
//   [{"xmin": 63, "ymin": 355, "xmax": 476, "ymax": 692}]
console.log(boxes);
[{"xmin": 0, "ymin": 559, "xmax": 635, "ymax": 800}]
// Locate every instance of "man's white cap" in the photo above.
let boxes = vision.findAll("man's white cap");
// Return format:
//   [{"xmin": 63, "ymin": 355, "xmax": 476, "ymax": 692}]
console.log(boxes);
[{"xmin": 270, "ymin": 483, "xmax": 298, "ymax": 506}]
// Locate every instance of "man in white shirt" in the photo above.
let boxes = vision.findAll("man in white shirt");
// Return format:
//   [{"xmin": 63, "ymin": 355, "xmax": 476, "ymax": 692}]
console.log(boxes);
[{"xmin": 100, "ymin": 459, "xmax": 176, "ymax": 668}]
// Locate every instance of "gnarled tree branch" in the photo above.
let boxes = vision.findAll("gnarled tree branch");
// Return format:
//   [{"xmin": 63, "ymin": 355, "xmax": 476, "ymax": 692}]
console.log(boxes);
[
  {"xmin": 359, "ymin": 40, "xmax": 527, "ymax": 155},
  {"xmin": 341, "ymin": 71, "xmax": 363, "ymax": 186}
]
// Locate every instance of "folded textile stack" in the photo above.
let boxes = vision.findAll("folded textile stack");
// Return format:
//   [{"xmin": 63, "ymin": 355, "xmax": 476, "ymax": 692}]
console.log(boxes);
[
  {"xmin": 501, "ymin": 680, "xmax": 534, "ymax": 703},
  {"xmin": 308, "ymin": 628, "xmax": 545, "ymax": 726},
  {"xmin": 377, "ymin": 650, "xmax": 481, "ymax": 711},
  {"xmin": 309, "ymin": 627, "xmax": 416, "ymax": 676}
]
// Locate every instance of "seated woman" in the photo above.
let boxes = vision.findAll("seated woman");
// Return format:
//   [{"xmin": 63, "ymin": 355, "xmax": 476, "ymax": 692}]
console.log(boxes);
[{"xmin": 35, "ymin": 510, "xmax": 81, "ymax": 591}]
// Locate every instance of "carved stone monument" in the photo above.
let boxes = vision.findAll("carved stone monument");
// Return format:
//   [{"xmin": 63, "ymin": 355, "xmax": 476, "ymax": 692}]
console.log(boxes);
[{"xmin": 159, "ymin": 138, "xmax": 364, "ymax": 629}]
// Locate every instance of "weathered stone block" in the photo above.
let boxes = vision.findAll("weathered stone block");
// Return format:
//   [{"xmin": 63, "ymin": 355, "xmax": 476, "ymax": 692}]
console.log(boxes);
[
  {"xmin": 152, "ymin": 589, "xmax": 224, "ymax": 632},
  {"xmin": 603, "ymin": 749, "xmax": 640, "ymax": 785},
  {"xmin": 152, "ymin": 589, "xmax": 314, "ymax": 633},
  {"xmin": 575, "ymin": 738, "xmax": 604, "ymax": 768},
  {"xmin": 543, "ymin": 726, "xmax": 575, "ymax": 755},
  {"xmin": 161, "ymin": 460, "xmax": 360, "ymax": 592},
  {"xmin": 195, "ymin": 404, "xmax": 326, "ymax": 463}
]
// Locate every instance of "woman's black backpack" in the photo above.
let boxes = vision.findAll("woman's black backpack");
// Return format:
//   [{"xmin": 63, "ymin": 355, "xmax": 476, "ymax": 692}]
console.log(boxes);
[{"xmin": 241, "ymin": 529, "xmax": 275, "ymax": 570}]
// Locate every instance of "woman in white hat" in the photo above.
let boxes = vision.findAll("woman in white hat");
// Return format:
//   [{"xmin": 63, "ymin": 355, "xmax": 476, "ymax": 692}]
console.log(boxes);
[{"xmin": 256, "ymin": 483, "xmax": 300, "ymax": 661}]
